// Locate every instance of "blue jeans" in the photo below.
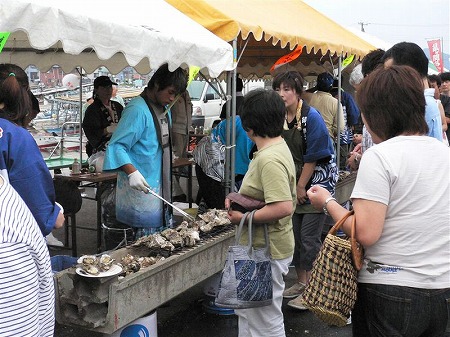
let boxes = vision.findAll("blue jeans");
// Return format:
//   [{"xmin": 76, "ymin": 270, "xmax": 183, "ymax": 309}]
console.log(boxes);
[{"xmin": 353, "ymin": 283, "xmax": 450, "ymax": 337}]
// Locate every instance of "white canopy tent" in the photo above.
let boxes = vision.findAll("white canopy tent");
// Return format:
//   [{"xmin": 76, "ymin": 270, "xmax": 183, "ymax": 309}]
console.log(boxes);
[
  {"xmin": 0, "ymin": 0, "xmax": 234, "ymax": 77},
  {"xmin": 0, "ymin": 0, "xmax": 234, "ymax": 164}
]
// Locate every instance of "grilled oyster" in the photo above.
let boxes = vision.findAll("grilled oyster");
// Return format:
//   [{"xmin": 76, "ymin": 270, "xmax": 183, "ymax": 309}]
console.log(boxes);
[
  {"xmin": 98, "ymin": 254, "xmax": 115, "ymax": 271},
  {"xmin": 82, "ymin": 264, "xmax": 99, "ymax": 275},
  {"xmin": 80, "ymin": 255, "xmax": 97, "ymax": 266},
  {"xmin": 161, "ymin": 228, "xmax": 184, "ymax": 247}
]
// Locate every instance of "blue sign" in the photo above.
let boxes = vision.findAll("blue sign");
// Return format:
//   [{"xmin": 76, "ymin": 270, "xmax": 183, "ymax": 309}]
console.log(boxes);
[{"xmin": 120, "ymin": 324, "xmax": 150, "ymax": 337}]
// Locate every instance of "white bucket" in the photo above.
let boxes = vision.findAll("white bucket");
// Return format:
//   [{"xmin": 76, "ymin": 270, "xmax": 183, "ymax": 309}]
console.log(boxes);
[{"xmin": 106, "ymin": 311, "xmax": 157, "ymax": 337}]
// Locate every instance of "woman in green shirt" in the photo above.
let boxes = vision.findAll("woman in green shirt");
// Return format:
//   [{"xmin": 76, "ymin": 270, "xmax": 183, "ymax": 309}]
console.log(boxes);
[{"xmin": 225, "ymin": 89, "xmax": 296, "ymax": 337}]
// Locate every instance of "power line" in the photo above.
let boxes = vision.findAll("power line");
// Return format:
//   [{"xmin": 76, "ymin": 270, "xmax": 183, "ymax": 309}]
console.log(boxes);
[
  {"xmin": 364, "ymin": 22, "xmax": 449, "ymax": 28},
  {"xmin": 358, "ymin": 22, "xmax": 370, "ymax": 32}
]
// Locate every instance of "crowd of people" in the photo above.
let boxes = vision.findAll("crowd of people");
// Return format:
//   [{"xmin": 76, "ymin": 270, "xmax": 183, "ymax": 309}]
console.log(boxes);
[{"xmin": 0, "ymin": 38, "xmax": 449, "ymax": 336}]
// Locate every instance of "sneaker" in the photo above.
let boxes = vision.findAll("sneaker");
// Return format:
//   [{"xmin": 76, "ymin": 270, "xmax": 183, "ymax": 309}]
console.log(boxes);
[
  {"xmin": 46, "ymin": 232, "xmax": 64, "ymax": 247},
  {"xmin": 283, "ymin": 282, "xmax": 306, "ymax": 299},
  {"xmin": 287, "ymin": 296, "xmax": 308, "ymax": 311}
]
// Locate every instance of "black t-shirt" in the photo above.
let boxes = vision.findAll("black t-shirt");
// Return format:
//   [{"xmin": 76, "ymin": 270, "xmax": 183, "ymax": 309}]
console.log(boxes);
[
  {"xmin": 82, "ymin": 98, "xmax": 123, "ymax": 155},
  {"xmin": 440, "ymin": 94, "xmax": 450, "ymax": 140}
]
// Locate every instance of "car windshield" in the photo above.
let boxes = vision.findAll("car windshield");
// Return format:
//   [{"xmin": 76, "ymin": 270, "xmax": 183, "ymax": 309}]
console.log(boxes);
[{"xmin": 187, "ymin": 81, "xmax": 205, "ymax": 100}]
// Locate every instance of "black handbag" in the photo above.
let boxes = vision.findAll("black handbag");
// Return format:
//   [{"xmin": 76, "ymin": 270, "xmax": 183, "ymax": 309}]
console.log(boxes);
[{"xmin": 226, "ymin": 192, "xmax": 265, "ymax": 213}]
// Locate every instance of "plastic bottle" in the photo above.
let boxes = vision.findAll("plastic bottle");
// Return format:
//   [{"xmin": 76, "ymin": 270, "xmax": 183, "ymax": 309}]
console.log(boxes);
[{"xmin": 72, "ymin": 158, "xmax": 81, "ymax": 174}]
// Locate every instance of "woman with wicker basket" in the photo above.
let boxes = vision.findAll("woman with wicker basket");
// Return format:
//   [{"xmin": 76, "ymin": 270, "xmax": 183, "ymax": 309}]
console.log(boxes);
[{"xmin": 307, "ymin": 65, "xmax": 450, "ymax": 337}]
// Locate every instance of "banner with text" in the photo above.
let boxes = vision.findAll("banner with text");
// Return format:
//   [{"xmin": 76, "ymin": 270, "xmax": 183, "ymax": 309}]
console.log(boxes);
[{"xmin": 426, "ymin": 38, "xmax": 444, "ymax": 73}]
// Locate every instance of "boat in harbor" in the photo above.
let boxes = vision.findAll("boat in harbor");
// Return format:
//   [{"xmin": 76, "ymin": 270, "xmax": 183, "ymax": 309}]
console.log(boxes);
[{"xmin": 31, "ymin": 87, "xmax": 142, "ymax": 161}]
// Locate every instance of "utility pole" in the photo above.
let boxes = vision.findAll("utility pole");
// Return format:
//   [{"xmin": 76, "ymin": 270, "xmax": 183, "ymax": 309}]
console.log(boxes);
[{"xmin": 358, "ymin": 22, "xmax": 369, "ymax": 32}]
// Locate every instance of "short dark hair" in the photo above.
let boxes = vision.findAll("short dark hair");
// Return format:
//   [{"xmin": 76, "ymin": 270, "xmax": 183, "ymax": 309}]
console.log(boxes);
[
  {"xmin": 361, "ymin": 49, "xmax": 385, "ymax": 77},
  {"xmin": 272, "ymin": 71, "xmax": 304, "ymax": 94},
  {"xmin": 240, "ymin": 89, "xmax": 285, "ymax": 138},
  {"xmin": 357, "ymin": 65, "xmax": 428, "ymax": 141},
  {"xmin": 148, "ymin": 63, "xmax": 188, "ymax": 95},
  {"xmin": 428, "ymin": 74, "xmax": 441, "ymax": 87},
  {"xmin": 440, "ymin": 72, "xmax": 450, "ymax": 82},
  {"xmin": 381, "ymin": 42, "xmax": 429, "ymax": 77}
]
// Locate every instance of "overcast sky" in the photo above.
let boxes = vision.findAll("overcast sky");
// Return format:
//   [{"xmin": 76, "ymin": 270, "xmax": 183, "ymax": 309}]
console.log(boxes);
[{"xmin": 303, "ymin": 0, "xmax": 450, "ymax": 55}]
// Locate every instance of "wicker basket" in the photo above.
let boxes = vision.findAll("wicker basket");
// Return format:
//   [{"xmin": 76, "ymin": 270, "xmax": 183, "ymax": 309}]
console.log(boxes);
[{"xmin": 301, "ymin": 211, "xmax": 360, "ymax": 327}]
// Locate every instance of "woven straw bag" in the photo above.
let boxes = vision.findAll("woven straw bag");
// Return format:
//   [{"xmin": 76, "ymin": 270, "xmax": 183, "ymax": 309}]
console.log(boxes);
[{"xmin": 301, "ymin": 210, "xmax": 363, "ymax": 327}]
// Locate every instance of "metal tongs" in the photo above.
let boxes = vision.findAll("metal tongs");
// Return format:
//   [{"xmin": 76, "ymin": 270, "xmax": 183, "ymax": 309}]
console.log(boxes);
[{"xmin": 147, "ymin": 188, "xmax": 195, "ymax": 222}]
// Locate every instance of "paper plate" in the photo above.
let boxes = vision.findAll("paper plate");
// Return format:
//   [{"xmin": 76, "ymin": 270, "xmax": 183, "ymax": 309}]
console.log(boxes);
[{"xmin": 76, "ymin": 264, "xmax": 122, "ymax": 278}]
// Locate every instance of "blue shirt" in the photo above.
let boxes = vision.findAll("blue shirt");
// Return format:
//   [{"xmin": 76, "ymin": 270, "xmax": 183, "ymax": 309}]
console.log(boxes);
[
  {"xmin": 285, "ymin": 106, "xmax": 338, "ymax": 211},
  {"xmin": 424, "ymin": 88, "xmax": 443, "ymax": 141},
  {"xmin": 211, "ymin": 116, "xmax": 254, "ymax": 176},
  {"xmin": 0, "ymin": 119, "xmax": 60, "ymax": 235},
  {"xmin": 339, "ymin": 91, "xmax": 360, "ymax": 145}
]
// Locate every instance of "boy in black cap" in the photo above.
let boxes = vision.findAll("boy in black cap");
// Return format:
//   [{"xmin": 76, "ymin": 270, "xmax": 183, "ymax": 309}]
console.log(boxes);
[
  {"xmin": 82, "ymin": 76, "xmax": 123, "ymax": 157},
  {"xmin": 303, "ymin": 72, "xmax": 344, "ymax": 143}
]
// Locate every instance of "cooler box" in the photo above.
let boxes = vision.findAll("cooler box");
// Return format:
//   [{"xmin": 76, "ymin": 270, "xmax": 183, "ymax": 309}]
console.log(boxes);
[
  {"xmin": 51, "ymin": 255, "xmax": 78, "ymax": 274},
  {"xmin": 107, "ymin": 311, "xmax": 157, "ymax": 337}
]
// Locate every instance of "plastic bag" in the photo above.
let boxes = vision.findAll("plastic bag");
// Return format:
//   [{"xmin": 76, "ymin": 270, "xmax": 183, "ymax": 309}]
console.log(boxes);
[
  {"xmin": 88, "ymin": 151, "xmax": 105, "ymax": 173},
  {"xmin": 100, "ymin": 182, "xmax": 134, "ymax": 250}
]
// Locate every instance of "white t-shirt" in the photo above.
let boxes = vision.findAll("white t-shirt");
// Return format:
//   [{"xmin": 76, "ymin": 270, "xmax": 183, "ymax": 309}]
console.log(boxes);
[
  {"xmin": 0, "ymin": 179, "xmax": 55, "ymax": 336},
  {"xmin": 351, "ymin": 136, "xmax": 450, "ymax": 289}
]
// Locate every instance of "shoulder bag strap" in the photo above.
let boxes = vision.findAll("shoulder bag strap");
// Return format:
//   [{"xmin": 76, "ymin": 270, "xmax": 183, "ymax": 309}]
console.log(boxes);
[
  {"xmin": 235, "ymin": 211, "xmax": 250, "ymax": 245},
  {"xmin": 246, "ymin": 210, "xmax": 270, "ymax": 255}
]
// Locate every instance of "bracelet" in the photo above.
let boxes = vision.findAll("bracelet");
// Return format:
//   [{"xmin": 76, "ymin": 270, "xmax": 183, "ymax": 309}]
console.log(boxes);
[
  {"xmin": 354, "ymin": 153, "xmax": 360, "ymax": 163},
  {"xmin": 323, "ymin": 197, "xmax": 337, "ymax": 216}
]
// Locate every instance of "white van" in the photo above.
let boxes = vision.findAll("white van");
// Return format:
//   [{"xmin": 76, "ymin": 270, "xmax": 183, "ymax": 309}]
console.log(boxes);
[{"xmin": 187, "ymin": 80, "xmax": 224, "ymax": 130}]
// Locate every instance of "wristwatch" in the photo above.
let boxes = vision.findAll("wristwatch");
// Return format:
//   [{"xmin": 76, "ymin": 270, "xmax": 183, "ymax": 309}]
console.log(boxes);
[{"xmin": 323, "ymin": 197, "xmax": 337, "ymax": 216}]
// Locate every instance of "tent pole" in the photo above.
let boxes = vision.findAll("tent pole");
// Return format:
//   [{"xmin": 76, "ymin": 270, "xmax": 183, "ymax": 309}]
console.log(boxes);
[
  {"xmin": 230, "ymin": 40, "xmax": 237, "ymax": 193},
  {"xmin": 224, "ymin": 72, "xmax": 232, "ymax": 195},
  {"xmin": 224, "ymin": 39, "xmax": 238, "ymax": 195},
  {"xmin": 336, "ymin": 55, "xmax": 342, "ymax": 172},
  {"xmin": 77, "ymin": 66, "xmax": 83, "ymax": 164}
]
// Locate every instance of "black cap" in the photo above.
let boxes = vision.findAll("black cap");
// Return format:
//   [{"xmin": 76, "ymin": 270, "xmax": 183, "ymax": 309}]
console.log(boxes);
[
  {"xmin": 317, "ymin": 72, "xmax": 334, "ymax": 92},
  {"xmin": 93, "ymin": 76, "xmax": 117, "ymax": 88}
]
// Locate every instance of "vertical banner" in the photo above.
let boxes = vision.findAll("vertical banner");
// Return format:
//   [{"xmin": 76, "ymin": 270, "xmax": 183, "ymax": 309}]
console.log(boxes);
[
  {"xmin": 0, "ymin": 32, "xmax": 10, "ymax": 53},
  {"xmin": 426, "ymin": 38, "xmax": 444, "ymax": 73}
]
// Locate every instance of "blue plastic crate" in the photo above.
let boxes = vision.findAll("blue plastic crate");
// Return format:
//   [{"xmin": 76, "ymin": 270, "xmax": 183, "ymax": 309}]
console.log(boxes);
[{"xmin": 51, "ymin": 255, "xmax": 78, "ymax": 274}]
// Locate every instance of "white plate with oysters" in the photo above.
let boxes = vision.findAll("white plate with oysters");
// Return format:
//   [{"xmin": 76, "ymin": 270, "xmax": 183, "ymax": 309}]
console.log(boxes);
[{"xmin": 76, "ymin": 254, "xmax": 122, "ymax": 278}]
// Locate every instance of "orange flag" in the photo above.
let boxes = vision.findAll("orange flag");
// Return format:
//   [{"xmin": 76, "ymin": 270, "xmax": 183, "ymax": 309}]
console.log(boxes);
[{"xmin": 270, "ymin": 45, "xmax": 303, "ymax": 71}]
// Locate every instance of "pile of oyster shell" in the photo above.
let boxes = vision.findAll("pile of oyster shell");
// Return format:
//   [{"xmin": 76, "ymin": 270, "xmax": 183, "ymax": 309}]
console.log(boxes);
[
  {"xmin": 130, "ymin": 208, "xmax": 230, "ymax": 256},
  {"xmin": 131, "ymin": 223, "xmax": 200, "ymax": 256},
  {"xmin": 78, "ymin": 254, "xmax": 115, "ymax": 276},
  {"xmin": 118, "ymin": 253, "xmax": 165, "ymax": 276},
  {"xmin": 195, "ymin": 208, "xmax": 230, "ymax": 233}
]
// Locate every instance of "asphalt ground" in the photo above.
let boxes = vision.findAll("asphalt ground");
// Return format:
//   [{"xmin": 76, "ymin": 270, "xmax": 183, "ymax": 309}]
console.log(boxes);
[{"xmin": 50, "ymin": 172, "xmax": 352, "ymax": 337}]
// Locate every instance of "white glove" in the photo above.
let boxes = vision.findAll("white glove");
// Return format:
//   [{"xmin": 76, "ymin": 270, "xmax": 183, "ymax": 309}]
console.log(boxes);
[
  {"xmin": 128, "ymin": 170, "xmax": 150, "ymax": 193},
  {"xmin": 106, "ymin": 123, "xmax": 117, "ymax": 134}
]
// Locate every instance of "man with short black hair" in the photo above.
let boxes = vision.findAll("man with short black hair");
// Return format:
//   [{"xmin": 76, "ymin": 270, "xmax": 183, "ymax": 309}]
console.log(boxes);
[
  {"xmin": 382, "ymin": 42, "xmax": 443, "ymax": 142},
  {"xmin": 439, "ymin": 72, "xmax": 450, "ymax": 96},
  {"xmin": 103, "ymin": 64, "xmax": 188, "ymax": 237},
  {"xmin": 439, "ymin": 72, "xmax": 450, "ymax": 140}
]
